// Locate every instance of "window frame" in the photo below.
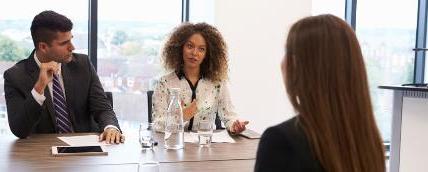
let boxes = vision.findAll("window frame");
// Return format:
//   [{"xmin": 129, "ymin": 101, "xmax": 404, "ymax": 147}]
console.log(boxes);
[
  {"xmin": 87, "ymin": 0, "xmax": 189, "ymax": 70},
  {"xmin": 346, "ymin": 0, "xmax": 428, "ymax": 83}
]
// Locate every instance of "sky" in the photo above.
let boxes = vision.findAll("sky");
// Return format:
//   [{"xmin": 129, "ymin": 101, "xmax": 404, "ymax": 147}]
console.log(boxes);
[
  {"xmin": 0, "ymin": 0, "xmax": 181, "ymax": 22},
  {"xmin": 312, "ymin": 0, "xmax": 418, "ymax": 29}
]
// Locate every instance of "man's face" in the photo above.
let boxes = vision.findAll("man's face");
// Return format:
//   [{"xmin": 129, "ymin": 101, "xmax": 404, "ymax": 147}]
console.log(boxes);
[{"xmin": 44, "ymin": 31, "xmax": 75, "ymax": 63}]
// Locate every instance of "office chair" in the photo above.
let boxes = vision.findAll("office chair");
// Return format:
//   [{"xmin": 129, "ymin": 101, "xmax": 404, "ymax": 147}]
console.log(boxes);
[{"xmin": 147, "ymin": 90, "xmax": 154, "ymax": 123}]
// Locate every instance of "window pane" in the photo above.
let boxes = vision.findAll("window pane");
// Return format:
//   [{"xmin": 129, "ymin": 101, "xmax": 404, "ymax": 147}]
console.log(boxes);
[
  {"xmin": 98, "ymin": 0, "xmax": 182, "ymax": 124},
  {"xmin": 426, "ymin": 33, "xmax": 428, "ymax": 83},
  {"xmin": 189, "ymin": 0, "xmax": 215, "ymax": 24},
  {"xmin": 356, "ymin": 0, "xmax": 417, "ymax": 141},
  {"xmin": 0, "ymin": 0, "xmax": 88, "ymax": 134},
  {"xmin": 311, "ymin": 0, "xmax": 345, "ymax": 18}
]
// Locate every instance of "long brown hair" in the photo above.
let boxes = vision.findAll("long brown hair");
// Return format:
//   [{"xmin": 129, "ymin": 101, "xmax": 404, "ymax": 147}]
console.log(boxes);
[
  {"xmin": 162, "ymin": 22, "xmax": 228, "ymax": 83},
  {"xmin": 284, "ymin": 14, "xmax": 385, "ymax": 172}
]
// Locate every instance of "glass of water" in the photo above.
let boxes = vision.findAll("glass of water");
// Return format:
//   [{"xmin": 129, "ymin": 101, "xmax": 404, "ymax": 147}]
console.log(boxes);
[
  {"xmin": 139, "ymin": 123, "xmax": 154, "ymax": 150},
  {"xmin": 197, "ymin": 119, "xmax": 213, "ymax": 147},
  {"xmin": 138, "ymin": 149, "xmax": 160, "ymax": 172}
]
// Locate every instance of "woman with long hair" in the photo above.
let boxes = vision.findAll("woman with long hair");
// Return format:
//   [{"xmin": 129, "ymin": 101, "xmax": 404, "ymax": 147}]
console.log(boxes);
[{"xmin": 255, "ymin": 14, "xmax": 385, "ymax": 172}]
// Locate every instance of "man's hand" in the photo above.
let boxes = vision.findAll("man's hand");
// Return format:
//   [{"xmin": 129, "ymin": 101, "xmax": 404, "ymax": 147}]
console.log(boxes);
[
  {"xmin": 229, "ymin": 120, "xmax": 249, "ymax": 134},
  {"xmin": 182, "ymin": 100, "xmax": 197, "ymax": 121},
  {"xmin": 99, "ymin": 127, "xmax": 125, "ymax": 144},
  {"xmin": 34, "ymin": 61, "xmax": 59, "ymax": 94}
]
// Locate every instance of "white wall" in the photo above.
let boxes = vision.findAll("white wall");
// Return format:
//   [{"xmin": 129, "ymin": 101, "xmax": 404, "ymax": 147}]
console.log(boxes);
[{"xmin": 214, "ymin": 0, "xmax": 312, "ymax": 133}]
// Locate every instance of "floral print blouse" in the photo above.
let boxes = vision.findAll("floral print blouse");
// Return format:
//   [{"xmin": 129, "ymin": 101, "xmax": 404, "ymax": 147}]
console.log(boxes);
[{"xmin": 152, "ymin": 72, "xmax": 238, "ymax": 132}]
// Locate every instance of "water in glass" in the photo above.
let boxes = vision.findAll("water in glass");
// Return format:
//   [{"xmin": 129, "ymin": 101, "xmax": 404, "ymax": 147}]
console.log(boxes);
[
  {"xmin": 198, "ymin": 119, "xmax": 213, "ymax": 147},
  {"xmin": 139, "ymin": 123, "xmax": 154, "ymax": 150},
  {"xmin": 164, "ymin": 88, "xmax": 184, "ymax": 150}
]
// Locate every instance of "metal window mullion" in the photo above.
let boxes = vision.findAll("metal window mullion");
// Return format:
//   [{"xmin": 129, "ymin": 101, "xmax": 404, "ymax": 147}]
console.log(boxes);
[
  {"xmin": 345, "ymin": 0, "xmax": 357, "ymax": 30},
  {"xmin": 182, "ymin": 0, "xmax": 189, "ymax": 22},
  {"xmin": 89, "ymin": 0, "xmax": 98, "ymax": 70},
  {"xmin": 414, "ymin": 0, "xmax": 428, "ymax": 83}
]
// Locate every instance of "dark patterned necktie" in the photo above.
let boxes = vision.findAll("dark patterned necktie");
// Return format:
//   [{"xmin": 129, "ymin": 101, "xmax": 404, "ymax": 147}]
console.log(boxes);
[{"xmin": 52, "ymin": 74, "xmax": 73, "ymax": 133}]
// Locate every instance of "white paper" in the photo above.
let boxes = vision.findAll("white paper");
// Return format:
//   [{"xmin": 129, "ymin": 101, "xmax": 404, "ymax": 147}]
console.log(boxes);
[
  {"xmin": 212, "ymin": 130, "xmax": 236, "ymax": 143},
  {"xmin": 58, "ymin": 135, "xmax": 111, "ymax": 146},
  {"xmin": 184, "ymin": 130, "xmax": 235, "ymax": 143}
]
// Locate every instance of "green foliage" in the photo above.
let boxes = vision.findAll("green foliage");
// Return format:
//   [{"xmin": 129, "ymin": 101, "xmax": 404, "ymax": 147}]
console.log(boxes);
[
  {"xmin": 111, "ymin": 30, "xmax": 128, "ymax": 46},
  {"xmin": 0, "ymin": 35, "xmax": 28, "ymax": 62},
  {"xmin": 120, "ymin": 41, "xmax": 142, "ymax": 56},
  {"xmin": 142, "ymin": 46, "xmax": 159, "ymax": 57}
]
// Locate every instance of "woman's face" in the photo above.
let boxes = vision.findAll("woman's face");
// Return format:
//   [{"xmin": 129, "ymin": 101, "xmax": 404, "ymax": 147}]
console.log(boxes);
[{"xmin": 182, "ymin": 33, "xmax": 207, "ymax": 69}]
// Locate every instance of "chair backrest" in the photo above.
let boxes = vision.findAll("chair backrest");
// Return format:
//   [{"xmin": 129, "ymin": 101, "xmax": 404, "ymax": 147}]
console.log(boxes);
[
  {"xmin": 147, "ymin": 90, "xmax": 154, "ymax": 123},
  {"xmin": 105, "ymin": 91, "xmax": 113, "ymax": 108}
]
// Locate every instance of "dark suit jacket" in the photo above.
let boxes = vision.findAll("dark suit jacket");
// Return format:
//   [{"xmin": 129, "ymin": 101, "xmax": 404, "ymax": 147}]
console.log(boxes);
[
  {"xmin": 254, "ymin": 117, "xmax": 324, "ymax": 172},
  {"xmin": 4, "ymin": 50, "xmax": 120, "ymax": 138}
]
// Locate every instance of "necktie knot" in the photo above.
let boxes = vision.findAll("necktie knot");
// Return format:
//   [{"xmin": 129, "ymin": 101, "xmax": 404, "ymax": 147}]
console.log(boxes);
[{"xmin": 53, "ymin": 74, "xmax": 60, "ymax": 80}]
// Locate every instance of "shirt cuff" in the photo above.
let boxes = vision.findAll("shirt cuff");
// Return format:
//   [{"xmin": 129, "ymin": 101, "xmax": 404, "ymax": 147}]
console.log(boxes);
[
  {"xmin": 104, "ymin": 125, "xmax": 120, "ymax": 132},
  {"xmin": 31, "ymin": 88, "xmax": 46, "ymax": 106}
]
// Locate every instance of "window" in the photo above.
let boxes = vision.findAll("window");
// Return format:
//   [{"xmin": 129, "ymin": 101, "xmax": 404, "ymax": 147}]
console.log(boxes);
[
  {"xmin": 97, "ymin": 0, "xmax": 182, "ymax": 124},
  {"xmin": 189, "ymin": 0, "xmax": 215, "ymax": 24},
  {"xmin": 356, "ymin": 0, "xmax": 418, "ymax": 141},
  {"xmin": 425, "ymin": 49, "xmax": 428, "ymax": 82},
  {"xmin": 0, "ymin": 0, "xmax": 88, "ymax": 134},
  {"xmin": 425, "ymin": 31, "xmax": 428, "ymax": 83},
  {"xmin": 312, "ymin": 0, "xmax": 345, "ymax": 18}
]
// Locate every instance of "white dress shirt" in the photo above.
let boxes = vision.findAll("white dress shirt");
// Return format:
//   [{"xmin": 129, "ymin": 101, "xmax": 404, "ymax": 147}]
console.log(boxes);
[{"xmin": 152, "ymin": 72, "xmax": 238, "ymax": 132}]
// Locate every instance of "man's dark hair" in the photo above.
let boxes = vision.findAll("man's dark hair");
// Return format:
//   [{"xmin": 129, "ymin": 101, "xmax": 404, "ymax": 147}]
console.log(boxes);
[{"xmin": 30, "ymin": 10, "xmax": 73, "ymax": 49}]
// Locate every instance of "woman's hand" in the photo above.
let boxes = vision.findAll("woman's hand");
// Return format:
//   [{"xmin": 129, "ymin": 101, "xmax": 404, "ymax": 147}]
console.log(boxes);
[
  {"xmin": 229, "ymin": 120, "xmax": 249, "ymax": 134},
  {"xmin": 182, "ymin": 100, "xmax": 197, "ymax": 121}
]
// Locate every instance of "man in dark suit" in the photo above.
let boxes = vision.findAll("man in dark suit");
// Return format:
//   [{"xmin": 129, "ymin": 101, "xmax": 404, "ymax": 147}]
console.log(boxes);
[{"xmin": 4, "ymin": 10, "xmax": 124, "ymax": 144}]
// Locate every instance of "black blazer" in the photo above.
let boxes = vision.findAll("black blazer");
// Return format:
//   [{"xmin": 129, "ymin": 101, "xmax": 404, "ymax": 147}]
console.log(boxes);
[
  {"xmin": 255, "ymin": 117, "xmax": 324, "ymax": 172},
  {"xmin": 4, "ymin": 50, "xmax": 120, "ymax": 138}
]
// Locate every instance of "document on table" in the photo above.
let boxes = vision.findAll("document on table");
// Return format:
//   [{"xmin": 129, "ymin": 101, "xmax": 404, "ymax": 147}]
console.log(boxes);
[
  {"xmin": 58, "ymin": 135, "xmax": 111, "ymax": 146},
  {"xmin": 184, "ymin": 130, "xmax": 236, "ymax": 143}
]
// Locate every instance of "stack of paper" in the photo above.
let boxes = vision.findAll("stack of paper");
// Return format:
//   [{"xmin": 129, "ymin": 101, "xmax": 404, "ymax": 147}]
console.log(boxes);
[
  {"xmin": 58, "ymin": 135, "xmax": 111, "ymax": 146},
  {"xmin": 184, "ymin": 130, "xmax": 235, "ymax": 143}
]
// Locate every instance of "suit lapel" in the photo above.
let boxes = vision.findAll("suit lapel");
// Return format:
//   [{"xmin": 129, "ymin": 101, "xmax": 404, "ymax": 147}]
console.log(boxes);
[
  {"xmin": 25, "ymin": 51, "xmax": 40, "ymax": 86},
  {"xmin": 61, "ymin": 60, "xmax": 77, "ymax": 126},
  {"xmin": 43, "ymin": 87, "xmax": 57, "ymax": 129},
  {"xmin": 25, "ymin": 50, "xmax": 57, "ymax": 130}
]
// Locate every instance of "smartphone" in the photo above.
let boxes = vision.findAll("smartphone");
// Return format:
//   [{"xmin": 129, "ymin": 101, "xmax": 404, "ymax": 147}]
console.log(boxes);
[
  {"xmin": 239, "ymin": 129, "xmax": 261, "ymax": 139},
  {"xmin": 51, "ymin": 146, "xmax": 108, "ymax": 156}
]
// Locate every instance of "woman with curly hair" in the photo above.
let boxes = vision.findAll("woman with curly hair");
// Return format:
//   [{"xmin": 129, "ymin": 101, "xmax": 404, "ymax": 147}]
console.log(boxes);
[{"xmin": 152, "ymin": 22, "xmax": 249, "ymax": 134}]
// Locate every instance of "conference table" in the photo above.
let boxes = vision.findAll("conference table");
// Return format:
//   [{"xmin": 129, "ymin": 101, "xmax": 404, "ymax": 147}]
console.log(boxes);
[{"xmin": 0, "ymin": 130, "xmax": 259, "ymax": 172}]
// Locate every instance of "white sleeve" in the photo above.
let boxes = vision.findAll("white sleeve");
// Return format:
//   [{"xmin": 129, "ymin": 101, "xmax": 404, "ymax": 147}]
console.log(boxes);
[
  {"xmin": 152, "ymin": 78, "xmax": 169, "ymax": 133},
  {"xmin": 217, "ymin": 83, "xmax": 238, "ymax": 130},
  {"xmin": 104, "ymin": 125, "xmax": 119, "ymax": 132},
  {"xmin": 31, "ymin": 88, "xmax": 46, "ymax": 106}
]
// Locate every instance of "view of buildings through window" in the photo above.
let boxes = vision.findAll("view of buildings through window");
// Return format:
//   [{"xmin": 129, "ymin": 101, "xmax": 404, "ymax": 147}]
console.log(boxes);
[
  {"xmin": 0, "ymin": 1, "xmax": 424, "ymax": 139},
  {"xmin": 356, "ymin": 0, "xmax": 417, "ymax": 141},
  {"xmin": 97, "ymin": 0, "xmax": 182, "ymax": 126},
  {"xmin": 312, "ymin": 0, "xmax": 418, "ymax": 141},
  {"xmin": 0, "ymin": 0, "xmax": 89, "ymax": 134}
]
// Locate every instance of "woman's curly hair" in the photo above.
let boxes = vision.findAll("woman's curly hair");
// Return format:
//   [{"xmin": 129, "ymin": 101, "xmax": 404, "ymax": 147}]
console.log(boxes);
[{"xmin": 162, "ymin": 22, "xmax": 228, "ymax": 83}]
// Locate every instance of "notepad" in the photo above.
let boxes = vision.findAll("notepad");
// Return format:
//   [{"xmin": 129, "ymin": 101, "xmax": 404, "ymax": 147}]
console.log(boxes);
[
  {"xmin": 58, "ymin": 135, "xmax": 111, "ymax": 146},
  {"xmin": 184, "ymin": 130, "xmax": 235, "ymax": 143}
]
